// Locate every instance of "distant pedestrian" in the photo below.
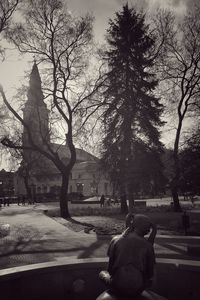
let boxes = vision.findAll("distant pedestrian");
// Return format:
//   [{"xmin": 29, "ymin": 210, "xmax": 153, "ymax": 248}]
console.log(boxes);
[
  {"xmin": 0, "ymin": 191, "xmax": 4, "ymax": 207},
  {"xmin": 3, "ymin": 197, "xmax": 9, "ymax": 206},
  {"xmin": 100, "ymin": 194, "xmax": 105, "ymax": 208},
  {"xmin": 22, "ymin": 195, "xmax": 26, "ymax": 206},
  {"xmin": 114, "ymin": 196, "xmax": 119, "ymax": 205},
  {"xmin": 17, "ymin": 195, "xmax": 21, "ymax": 205},
  {"xmin": 190, "ymin": 196, "xmax": 195, "ymax": 207},
  {"xmin": 18, "ymin": 195, "xmax": 26, "ymax": 206}
]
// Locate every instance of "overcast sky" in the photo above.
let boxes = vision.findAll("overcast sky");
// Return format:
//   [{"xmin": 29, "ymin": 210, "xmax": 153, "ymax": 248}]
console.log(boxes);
[
  {"xmin": 67, "ymin": 0, "xmax": 189, "ymax": 41},
  {"xmin": 0, "ymin": 0, "xmax": 192, "ymax": 93}
]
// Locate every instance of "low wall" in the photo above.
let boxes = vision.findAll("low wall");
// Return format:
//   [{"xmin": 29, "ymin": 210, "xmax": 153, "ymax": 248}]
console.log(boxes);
[{"xmin": 0, "ymin": 258, "xmax": 199, "ymax": 300}]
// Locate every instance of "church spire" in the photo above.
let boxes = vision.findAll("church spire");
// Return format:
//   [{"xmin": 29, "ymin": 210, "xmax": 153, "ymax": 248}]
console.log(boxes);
[
  {"xmin": 27, "ymin": 62, "xmax": 45, "ymax": 106},
  {"xmin": 23, "ymin": 62, "xmax": 50, "ymax": 148}
]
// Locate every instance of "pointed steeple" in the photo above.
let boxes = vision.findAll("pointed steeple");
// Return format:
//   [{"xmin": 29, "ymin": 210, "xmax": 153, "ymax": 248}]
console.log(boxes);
[
  {"xmin": 27, "ymin": 62, "xmax": 45, "ymax": 106},
  {"xmin": 23, "ymin": 61, "xmax": 50, "ymax": 149}
]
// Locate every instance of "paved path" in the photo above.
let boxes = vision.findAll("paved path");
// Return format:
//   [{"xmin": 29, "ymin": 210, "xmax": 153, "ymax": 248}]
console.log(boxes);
[
  {"xmin": 0, "ymin": 204, "xmax": 200, "ymax": 270},
  {"xmin": 0, "ymin": 204, "xmax": 108, "ymax": 269}
]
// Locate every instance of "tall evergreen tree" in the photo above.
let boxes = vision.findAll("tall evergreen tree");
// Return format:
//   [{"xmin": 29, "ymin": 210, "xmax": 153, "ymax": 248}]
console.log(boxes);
[{"xmin": 101, "ymin": 4, "xmax": 164, "ymax": 213}]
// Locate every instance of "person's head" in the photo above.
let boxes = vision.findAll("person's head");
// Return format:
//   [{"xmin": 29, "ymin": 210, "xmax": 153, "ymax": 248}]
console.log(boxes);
[{"xmin": 133, "ymin": 214, "xmax": 152, "ymax": 236}]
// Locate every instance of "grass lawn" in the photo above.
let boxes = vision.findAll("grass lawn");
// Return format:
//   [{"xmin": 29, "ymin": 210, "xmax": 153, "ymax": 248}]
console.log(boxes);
[{"xmin": 44, "ymin": 202, "xmax": 200, "ymax": 236}]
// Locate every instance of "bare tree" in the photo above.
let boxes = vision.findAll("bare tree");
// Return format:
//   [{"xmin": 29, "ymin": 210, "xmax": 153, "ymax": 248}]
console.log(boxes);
[
  {"xmin": 153, "ymin": 6, "xmax": 200, "ymax": 211},
  {"xmin": 0, "ymin": 0, "xmax": 105, "ymax": 218},
  {"xmin": 0, "ymin": 0, "xmax": 19, "ymax": 32},
  {"xmin": 0, "ymin": 0, "xmax": 20, "ymax": 58},
  {"xmin": 0, "ymin": 0, "xmax": 20, "ymax": 148}
]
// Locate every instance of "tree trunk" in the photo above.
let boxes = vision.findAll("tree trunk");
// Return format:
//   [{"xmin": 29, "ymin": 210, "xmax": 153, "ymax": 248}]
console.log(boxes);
[
  {"xmin": 60, "ymin": 174, "xmax": 70, "ymax": 218},
  {"xmin": 128, "ymin": 197, "xmax": 134, "ymax": 213},
  {"xmin": 120, "ymin": 186, "xmax": 128, "ymax": 214},
  {"xmin": 120, "ymin": 194, "xmax": 128, "ymax": 214},
  {"xmin": 171, "ymin": 117, "xmax": 182, "ymax": 212},
  {"xmin": 127, "ymin": 184, "xmax": 134, "ymax": 213},
  {"xmin": 171, "ymin": 186, "xmax": 181, "ymax": 212},
  {"xmin": 171, "ymin": 159, "xmax": 181, "ymax": 212},
  {"xmin": 23, "ymin": 175, "xmax": 31, "ymax": 200}
]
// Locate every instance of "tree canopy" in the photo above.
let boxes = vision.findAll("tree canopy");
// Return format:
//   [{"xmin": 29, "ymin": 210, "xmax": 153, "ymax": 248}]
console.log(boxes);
[
  {"xmin": 179, "ymin": 127, "xmax": 200, "ymax": 196},
  {"xmin": 101, "ymin": 4, "xmax": 165, "ymax": 212},
  {"xmin": 0, "ymin": 0, "xmax": 20, "ymax": 58},
  {"xmin": 154, "ymin": 4, "xmax": 200, "ymax": 210},
  {"xmin": 0, "ymin": 0, "xmax": 105, "ymax": 218}
]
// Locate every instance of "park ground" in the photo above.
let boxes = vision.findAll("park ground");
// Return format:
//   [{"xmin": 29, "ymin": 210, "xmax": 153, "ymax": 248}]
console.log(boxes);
[{"xmin": 0, "ymin": 197, "xmax": 200, "ymax": 270}]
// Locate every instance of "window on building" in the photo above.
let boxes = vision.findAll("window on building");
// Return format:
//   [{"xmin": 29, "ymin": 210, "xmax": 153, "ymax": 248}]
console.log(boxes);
[
  {"xmin": 42, "ymin": 186, "xmax": 47, "ymax": 193},
  {"xmin": 50, "ymin": 185, "xmax": 60, "ymax": 195},
  {"xmin": 90, "ymin": 182, "xmax": 98, "ymax": 195},
  {"xmin": 76, "ymin": 183, "xmax": 84, "ymax": 193},
  {"xmin": 78, "ymin": 174, "xmax": 81, "ymax": 179}
]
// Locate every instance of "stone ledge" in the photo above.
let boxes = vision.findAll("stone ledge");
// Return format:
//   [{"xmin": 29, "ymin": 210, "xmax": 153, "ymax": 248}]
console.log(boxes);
[
  {"xmin": 0, "ymin": 257, "xmax": 200, "ymax": 300},
  {"xmin": 1, "ymin": 257, "xmax": 200, "ymax": 278},
  {"xmin": 0, "ymin": 257, "xmax": 108, "ymax": 279},
  {"xmin": 187, "ymin": 245, "xmax": 200, "ymax": 256}
]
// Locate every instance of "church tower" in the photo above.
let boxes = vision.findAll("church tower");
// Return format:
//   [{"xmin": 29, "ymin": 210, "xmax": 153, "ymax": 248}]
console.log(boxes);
[{"xmin": 22, "ymin": 62, "xmax": 50, "ymax": 148}]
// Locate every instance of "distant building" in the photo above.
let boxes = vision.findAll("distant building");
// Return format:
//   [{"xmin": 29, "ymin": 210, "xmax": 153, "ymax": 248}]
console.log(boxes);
[
  {"xmin": 0, "ymin": 169, "xmax": 14, "ymax": 196},
  {"xmin": 14, "ymin": 63, "xmax": 112, "ymax": 199}
]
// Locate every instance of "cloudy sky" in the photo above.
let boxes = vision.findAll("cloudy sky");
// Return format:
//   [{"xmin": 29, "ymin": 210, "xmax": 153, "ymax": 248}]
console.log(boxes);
[
  {"xmin": 67, "ymin": 0, "xmax": 189, "ymax": 41},
  {"xmin": 0, "ymin": 0, "xmax": 196, "ymax": 167},
  {"xmin": 0, "ymin": 0, "xmax": 192, "ymax": 93}
]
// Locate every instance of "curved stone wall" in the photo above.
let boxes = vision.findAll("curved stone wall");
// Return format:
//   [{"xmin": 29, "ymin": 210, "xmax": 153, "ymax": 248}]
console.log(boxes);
[{"xmin": 0, "ymin": 257, "xmax": 199, "ymax": 300}]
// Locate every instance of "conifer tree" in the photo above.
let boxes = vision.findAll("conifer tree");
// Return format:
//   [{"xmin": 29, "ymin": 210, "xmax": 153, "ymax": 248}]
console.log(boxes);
[{"xmin": 101, "ymin": 4, "xmax": 164, "ymax": 213}]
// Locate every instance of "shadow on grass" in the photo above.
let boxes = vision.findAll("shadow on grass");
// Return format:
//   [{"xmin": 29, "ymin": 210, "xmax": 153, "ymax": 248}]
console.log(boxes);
[
  {"xmin": 66, "ymin": 217, "xmax": 123, "ymax": 235},
  {"xmin": 156, "ymin": 242, "xmax": 187, "ymax": 256},
  {"xmin": 0, "ymin": 207, "xmax": 35, "ymax": 216},
  {"xmin": 67, "ymin": 217, "xmax": 96, "ymax": 229},
  {"xmin": 0, "ymin": 223, "xmax": 108, "ymax": 260},
  {"xmin": 0, "ymin": 225, "xmax": 51, "ymax": 257}
]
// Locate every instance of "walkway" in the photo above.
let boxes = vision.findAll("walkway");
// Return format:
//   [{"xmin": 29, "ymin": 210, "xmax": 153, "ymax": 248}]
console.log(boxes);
[{"xmin": 0, "ymin": 204, "xmax": 200, "ymax": 270}]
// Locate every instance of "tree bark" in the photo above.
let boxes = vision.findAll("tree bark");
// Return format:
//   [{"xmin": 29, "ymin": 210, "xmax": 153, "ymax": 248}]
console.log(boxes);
[
  {"xmin": 127, "ymin": 184, "xmax": 134, "ymax": 213},
  {"xmin": 128, "ymin": 197, "xmax": 134, "ymax": 213},
  {"xmin": 171, "ymin": 160, "xmax": 181, "ymax": 211},
  {"xmin": 171, "ymin": 117, "xmax": 182, "ymax": 212},
  {"xmin": 120, "ymin": 186, "xmax": 128, "ymax": 214},
  {"xmin": 23, "ymin": 175, "xmax": 31, "ymax": 200},
  {"xmin": 60, "ymin": 174, "xmax": 70, "ymax": 218},
  {"xmin": 171, "ymin": 185, "xmax": 181, "ymax": 211}
]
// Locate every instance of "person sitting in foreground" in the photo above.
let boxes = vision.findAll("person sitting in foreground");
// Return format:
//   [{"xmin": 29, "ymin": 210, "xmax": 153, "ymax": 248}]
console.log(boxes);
[{"xmin": 99, "ymin": 214, "xmax": 157, "ymax": 298}]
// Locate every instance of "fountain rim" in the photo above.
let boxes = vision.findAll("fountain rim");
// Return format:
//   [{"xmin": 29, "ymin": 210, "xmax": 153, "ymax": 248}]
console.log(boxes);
[{"xmin": 0, "ymin": 257, "xmax": 200, "ymax": 281}]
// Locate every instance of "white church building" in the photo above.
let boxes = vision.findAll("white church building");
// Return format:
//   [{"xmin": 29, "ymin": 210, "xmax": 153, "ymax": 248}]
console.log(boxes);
[{"xmin": 14, "ymin": 63, "xmax": 112, "ymax": 199}]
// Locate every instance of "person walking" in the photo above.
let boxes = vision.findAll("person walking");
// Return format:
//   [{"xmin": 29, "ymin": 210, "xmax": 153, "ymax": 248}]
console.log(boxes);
[{"xmin": 100, "ymin": 194, "xmax": 105, "ymax": 208}]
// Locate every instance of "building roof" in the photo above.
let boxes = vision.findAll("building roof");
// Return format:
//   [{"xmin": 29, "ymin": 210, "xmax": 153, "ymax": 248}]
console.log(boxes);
[
  {"xmin": 51, "ymin": 143, "xmax": 98, "ymax": 162},
  {"xmin": 73, "ymin": 160, "xmax": 99, "ymax": 170}
]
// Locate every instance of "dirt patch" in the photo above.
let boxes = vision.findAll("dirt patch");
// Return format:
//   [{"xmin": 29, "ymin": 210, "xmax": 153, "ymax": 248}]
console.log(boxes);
[{"xmin": 53, "ymin": 216, "xmax": 125, "ymax": 235}]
